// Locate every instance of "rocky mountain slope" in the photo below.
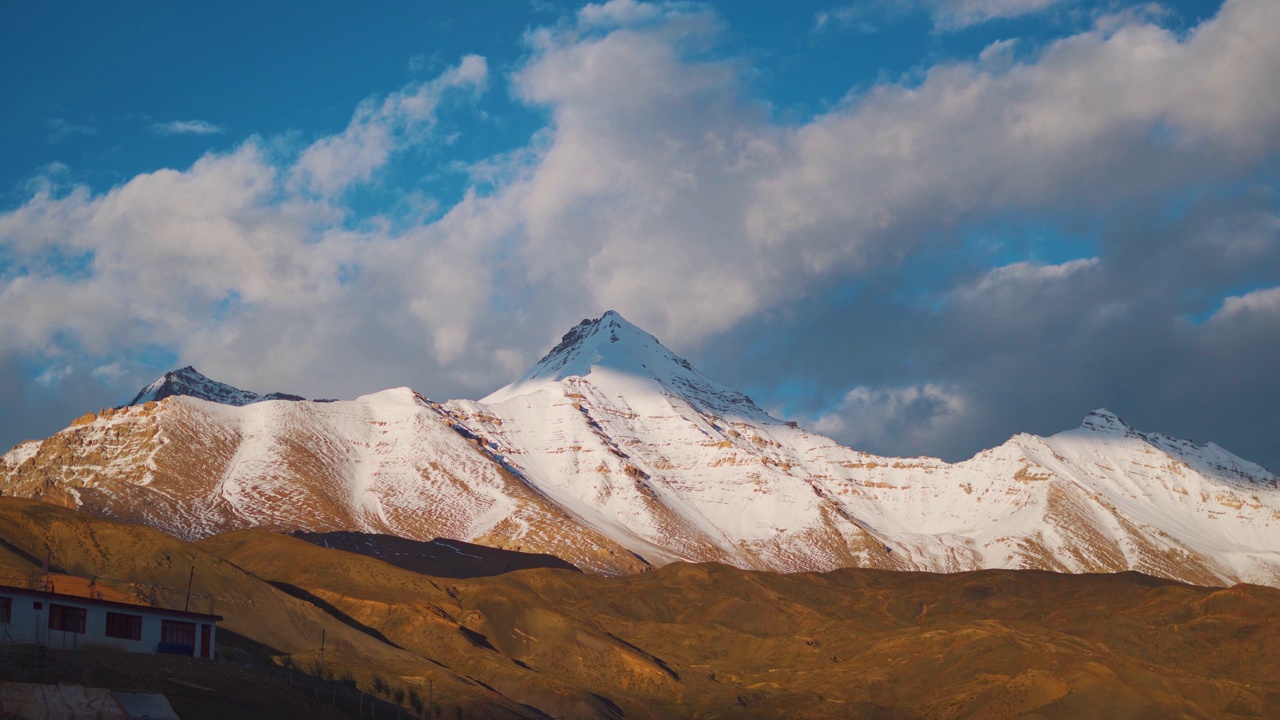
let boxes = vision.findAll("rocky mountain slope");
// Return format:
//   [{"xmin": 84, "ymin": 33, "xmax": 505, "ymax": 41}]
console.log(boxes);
[
  {"xmin": 3, "ymin": 311, "xmax": 1278, "ymax": 586},
  {"xmin": 128, "ymin": 365, "xmax": 305, "ymax": 406}
]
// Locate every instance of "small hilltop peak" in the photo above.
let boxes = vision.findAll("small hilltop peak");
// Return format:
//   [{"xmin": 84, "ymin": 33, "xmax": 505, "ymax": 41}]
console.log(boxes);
[
  {"xmin": 128, "ymin": 366, "xmax": 304, "ymax": 407},
  {"xmin": 1078, "ymin": 408, "xmax": 1134, "ymax": 436}
]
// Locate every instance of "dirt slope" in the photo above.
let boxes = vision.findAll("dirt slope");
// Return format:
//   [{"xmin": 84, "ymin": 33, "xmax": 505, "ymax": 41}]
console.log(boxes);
[
  {"xmin": 205, "ymin": 525, "xmax": 1280, "ymax": 719},
  {"xmin": 0, "ymin": 498, "xmax": 553, "ymax": 718},
  {"xmin": 4, "ymin": 497, "xmax": 1278, "ymax": 718}
]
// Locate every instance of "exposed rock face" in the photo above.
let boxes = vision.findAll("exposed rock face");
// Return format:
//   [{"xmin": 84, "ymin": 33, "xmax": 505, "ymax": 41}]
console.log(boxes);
[
  {"xmin": 127, "ymin": 366, "xmax": 305, "ymax": 407},
  {"xmin": 4, "ymin": 311, "xmax": 1279, "ymax": 585}
]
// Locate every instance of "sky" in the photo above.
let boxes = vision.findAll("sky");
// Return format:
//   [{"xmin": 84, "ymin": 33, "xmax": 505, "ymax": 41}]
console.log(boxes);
[{"xmin": 1, "ymin": 0, "xmax": 1278, "ymax": 470}]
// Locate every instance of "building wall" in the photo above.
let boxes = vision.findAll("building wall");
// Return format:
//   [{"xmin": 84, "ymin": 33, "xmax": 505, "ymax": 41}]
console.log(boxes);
[{"xmin": 0, "ymin": 590, "xmax": 216, "ymax": 657}]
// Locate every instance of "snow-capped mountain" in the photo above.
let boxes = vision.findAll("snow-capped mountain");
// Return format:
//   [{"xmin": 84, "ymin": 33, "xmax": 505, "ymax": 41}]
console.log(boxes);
[
  {"xmin": 485, "ymin": 311, "xmax": 768, "ymax": 419},
  {"xmin": 128, "ymin": 366, "xmax": 305, "ymax": 406},
  {"xmin": 3, "ymin": 312, "xmax": 1279, "ymax": 586}
]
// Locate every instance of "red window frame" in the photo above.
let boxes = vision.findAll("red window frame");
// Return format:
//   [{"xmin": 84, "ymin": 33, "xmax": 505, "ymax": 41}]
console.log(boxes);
[
  {"xmin": 105, "ymin": 611, "xmax": 143, "ymax": 641},
  {"xmin": 48, "ymin": 603, "xmax": 86, "ymax": 633}
]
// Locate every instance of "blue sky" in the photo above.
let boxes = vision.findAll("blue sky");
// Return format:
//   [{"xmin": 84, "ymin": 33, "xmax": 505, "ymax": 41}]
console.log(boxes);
[
  {"xmin": 2, "ymin": 0, "xmax": 1279, "ymax": 469},
  {"xmin": 1, "ymin": 0, "xmax": 1222, "ymax": 204}
]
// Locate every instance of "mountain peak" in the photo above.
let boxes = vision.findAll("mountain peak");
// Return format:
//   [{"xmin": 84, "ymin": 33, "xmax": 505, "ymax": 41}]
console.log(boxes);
[
  {"xmin": 483, "ymin": 311, "xmax": 766, "ymax": 419},
  {"xmin": 522, "ymin": 310, "xmax": 654, "ymax": 381},
  {"xmin": 1078, "ymin": 408, "xmax": 1134, "ymax": 436},
  {"xmin": 128, "ymin": 367, "xmax": 304, "ymax": 407}
]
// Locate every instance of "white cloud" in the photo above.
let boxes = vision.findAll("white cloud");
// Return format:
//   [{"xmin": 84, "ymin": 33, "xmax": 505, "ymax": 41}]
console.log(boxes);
[
  {"xmin": 810, "ymin": 384, "xmax": 971, "ymax": 458},
  {"xmin": 151, "ymin": 120, "xmax": 225, "ymax": 136},
  {"xmin": 47, "ymin": 118, "xmax": 96, "ymax": 143},
  {"xmin": 743, "ymin": 0, "xmax": 1280, "ymax": 296},
  {"xmin": 495, "ymin": 0, "xmax": 1280, "ymax": 345},
  {"xmin": 90, "ymin": 362, "xmax": 127, "ymax": 383},
  {"xmin": 290, "ymin": 54, "xmax": 488, "ymax": 197},
  {"xmin": 951, "ymin": 258, "xmax": 1099, "ymax": 304},
  {"xmin": 578, "ymin": 0, "xmax": 664, "ymax": 27},
  {"xmin": 978, "ymin": 37, "xmax": 1019, "ymax": 67},
  {"xmin": 35, "ymin": 364, "xmax": 74, "ymax": 387},
  {"xmin": 0, "ymin": 143, "xmax": 325, "ymax": 355},
  {"xmin": 931, "ymin": 0, "xmax": 1065, "ymax": 31},
  {"xmin": 816, "ymin": 0, "xmax": 1068, "ymax": 34},
  {"xmin": 814, "ymin": 6, "xmax": 878, "ymax": 33},
  {"xmin": 1212, "ymin": 285, "xmax": 1280, "ymax": 321},
  {"xmin": 1, "ymin": 0, "xmax": 1279, "ymax": 417}
]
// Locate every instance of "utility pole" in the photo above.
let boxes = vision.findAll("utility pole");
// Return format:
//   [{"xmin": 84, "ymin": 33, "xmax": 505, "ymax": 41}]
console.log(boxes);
[
  {"xmin": 183, "ymin": 567, "xmax": 195, "ymax": 612},
  {"xmin": 319, "ymin": 628, "xmax": 326, "ymax": 679}
]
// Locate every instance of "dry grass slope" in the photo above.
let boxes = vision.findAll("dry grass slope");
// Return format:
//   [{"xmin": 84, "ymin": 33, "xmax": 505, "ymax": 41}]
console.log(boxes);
[
  {"xmin": 3, "ymin": 497, "xmax": 1279, "ymax": 718},
  {"xmin": 204, "ymin": 522, "xmax": 1280, "ymax": 718},
  {"xmin": 0, "ymin": 498, "xmax": 557, "ymax": 718}
]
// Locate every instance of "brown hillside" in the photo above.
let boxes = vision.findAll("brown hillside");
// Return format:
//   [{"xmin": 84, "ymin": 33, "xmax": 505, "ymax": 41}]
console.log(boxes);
[
  {"xmin": 0, "ymin": 498, "xmax": 557, "ymax": 718},
  {"xmin": 4, "ymin": 497, "xmax": 1280, "ymax": 718},
  {"xmin": 204, "ymin": 525, "xmax": 1280, "ymax": 719}
]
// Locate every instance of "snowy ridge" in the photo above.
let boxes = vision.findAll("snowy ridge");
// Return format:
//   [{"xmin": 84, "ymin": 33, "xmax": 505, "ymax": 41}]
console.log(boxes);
[
  {"xmin": 128, "ymin": 366, "xmax": 304, "ymax": 407},
  {"xmin": 4, "ymin": 311, "xmax": 1279, "ymax": 586},
  {"xmin": 1078, "ymin": 408, "xmax": 1134, "ymax": 436},
  {"xmin": 485, "ymin": 311, "xmax": 768, "ymax": 420},
  {"xmin": 459, "ymin": 313, "xmax": 1280, "ymax": 584}
]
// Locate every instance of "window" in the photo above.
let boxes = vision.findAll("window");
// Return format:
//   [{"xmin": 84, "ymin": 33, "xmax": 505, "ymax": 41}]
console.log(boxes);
[
  {"xmin": 161, "ymin": 619, "xmax": 195, "ymax": 646},
  {"xmin": 48, "ymin": 604, "xmax": 86, "ymax": 633},
  {"xmin": 0, "ymin": 597, "xmax": 10, "ymax": 623},
  {"xmin": 105, "ymin": 612, "xmax": 142, "ymax": 641}
]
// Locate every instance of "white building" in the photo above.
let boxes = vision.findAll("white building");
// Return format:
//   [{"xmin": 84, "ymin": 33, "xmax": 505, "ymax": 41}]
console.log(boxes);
[{"xmin": 0, "ymin": 583, "xmax": 220, "ymax": 658}]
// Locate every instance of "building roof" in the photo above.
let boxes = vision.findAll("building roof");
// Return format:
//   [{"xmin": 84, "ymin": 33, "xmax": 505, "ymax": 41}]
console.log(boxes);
[
  {"xmin": 39, "ymin": 573, "xmax": 135, "ymax": 604},
  {"xmin": 0, "ymin": 583, "xmax": 221, "ymax": 622}
]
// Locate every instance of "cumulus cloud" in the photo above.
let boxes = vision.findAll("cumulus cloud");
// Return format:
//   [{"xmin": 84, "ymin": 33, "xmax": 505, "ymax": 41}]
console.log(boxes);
[
  {"xmin": 811, "ymin": 384, "xmax": 970, "ymax": 458},
  {"xmin": 578, "ymin": 0, "xmax": 665, "ymax": 27},
  {"xmin": 496, "ymin": 0, "xmax": 1280, "ymax": 346},
  {"xmin": 2, "ymin": 0, "xmax": 1279, "ymax": 469},
  {"xmin": 1213, "ymin": 285, "xmax": 1280, "ymax": 321},
  {"xmin": 759, "ymin": 2, "xmax": 1280, "ymax": 274},
  {"xmin": 290, "ymin": 54, "xmax": 488, "ymax": 197},
  {"xmin": 705, "ymin": 192, "xmax": 1280, "ymax": 465},
  {"xmin": 150, "ymin": 120, "xmax": 225, "ymax": 136},
  {"xmin": 0, "ymin": 143, "xmax": 323, "ymax": 354},
  {"xmin": 0, "ymin": 55, "xmax": 521, "ymax": 412}
]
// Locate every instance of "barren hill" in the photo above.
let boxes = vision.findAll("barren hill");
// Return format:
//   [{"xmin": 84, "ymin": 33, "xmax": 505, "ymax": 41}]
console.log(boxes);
[
  {"xmin": 2, "ymin": 499, "xmax": 1278, "ymax": 719},
  {"xmin": 0, "ymin": 498, "xmax": 553, "ymax": 718}
]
